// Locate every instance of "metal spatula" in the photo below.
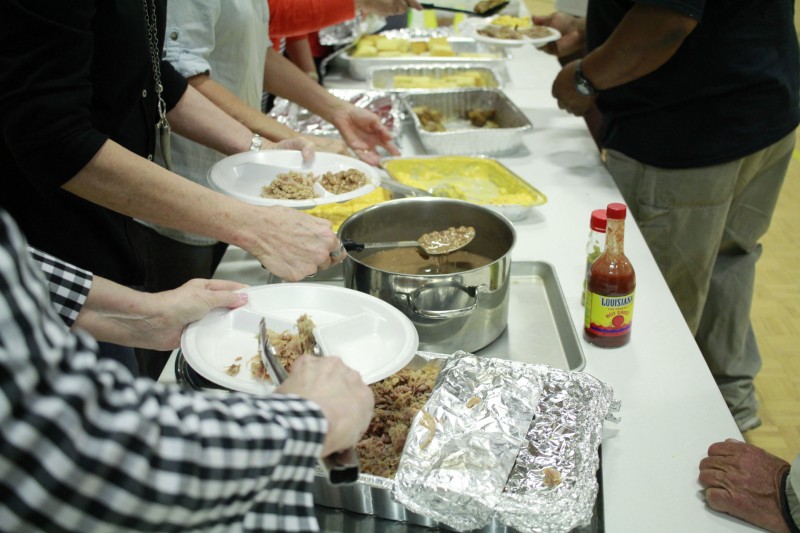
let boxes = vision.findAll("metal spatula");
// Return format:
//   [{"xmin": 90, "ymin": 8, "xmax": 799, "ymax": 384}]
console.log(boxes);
[
  {"xmin": 258, "ymin": 317, "xmax": 360, "ymax": 485},
  {"xmin": 419, "ymin": 1, "xmax": 509, "ymax": 17}
]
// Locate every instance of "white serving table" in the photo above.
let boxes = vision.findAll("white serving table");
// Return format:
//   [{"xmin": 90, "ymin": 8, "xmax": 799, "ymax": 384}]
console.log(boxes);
[
  {"xmin": 325, "ymin": 47, "xmax": 758, "ymax": 533},
  {"xmin": 161, "ymin": 46, "xmax": 760, "ymax": 533}
]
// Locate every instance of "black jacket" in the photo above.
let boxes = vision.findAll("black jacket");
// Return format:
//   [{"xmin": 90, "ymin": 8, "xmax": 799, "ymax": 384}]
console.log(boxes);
[{"xmin": 0, "ymin": 0, "xmax": 188, "ymax": 284}]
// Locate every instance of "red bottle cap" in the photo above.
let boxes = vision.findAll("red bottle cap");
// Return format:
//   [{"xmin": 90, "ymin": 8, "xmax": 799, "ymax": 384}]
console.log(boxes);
[
  {"xmin": 607, "ymin": 202, "xmax": 627, "ymax": 220},
  {"xmin": 590, "ymin": 209, "xmax": 607, "ymax": 232}
]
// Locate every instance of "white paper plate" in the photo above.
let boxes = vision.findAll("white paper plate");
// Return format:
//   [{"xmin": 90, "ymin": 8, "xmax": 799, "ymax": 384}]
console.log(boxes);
[
  {"xmin": 207, "ymin": 150, "xmax": 381, "ymax": 208},
  {"xmin": 459, "ymin": 17, "xmax": 561, "ymax": 48},
  {"xmin": 181, "ymin": 284, "xmax": 419, "ymax": 395}
]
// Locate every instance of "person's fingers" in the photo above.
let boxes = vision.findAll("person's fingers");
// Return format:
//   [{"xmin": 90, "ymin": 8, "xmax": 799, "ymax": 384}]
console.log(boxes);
[
  {"xmin": 704, "ymin": 487, "xmax": 736, "ymax": 514},
  {"xmin": 205, "ymin": 289, "xmax": 250, "ymax": 310},
  {"xmin": 201, "ymin": 279, "xmax": 249, "ymax": 292}
]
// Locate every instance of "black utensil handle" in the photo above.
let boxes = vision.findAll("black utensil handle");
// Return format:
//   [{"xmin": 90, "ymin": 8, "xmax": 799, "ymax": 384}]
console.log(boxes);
[{"xmin": 342, "ymin": 239, "xmax": 365, "ymax": 252}]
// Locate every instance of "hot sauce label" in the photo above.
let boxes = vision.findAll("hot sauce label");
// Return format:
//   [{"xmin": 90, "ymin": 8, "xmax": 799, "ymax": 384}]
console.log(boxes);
[{"xmin": 584, "ymin": 291, "xmax": 635, "ymax": 337}]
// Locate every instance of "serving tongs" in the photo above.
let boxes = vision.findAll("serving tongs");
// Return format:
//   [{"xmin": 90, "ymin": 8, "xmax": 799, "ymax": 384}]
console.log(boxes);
[
  {"xmin": 258, "ymin": 317, "xmax": 360, "ymax": 485},
  {"xmin": 419, "ymin": 1, "xmax": 509, "ymax": 17}
]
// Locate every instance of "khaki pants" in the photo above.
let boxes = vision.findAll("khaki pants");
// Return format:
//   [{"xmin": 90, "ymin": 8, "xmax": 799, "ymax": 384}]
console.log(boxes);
[{"xmin": 606, "ymin": 131, "xmax": 796, "ymax": 426}]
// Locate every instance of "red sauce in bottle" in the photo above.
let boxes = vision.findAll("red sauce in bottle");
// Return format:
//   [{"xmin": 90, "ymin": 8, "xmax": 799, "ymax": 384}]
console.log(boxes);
[{"xmin": 584, "ymin": 203, "xmax": 636, "ymax": 347}]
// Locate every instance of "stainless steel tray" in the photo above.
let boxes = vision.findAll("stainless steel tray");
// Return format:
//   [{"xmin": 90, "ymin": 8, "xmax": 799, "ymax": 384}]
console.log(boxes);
[
  {"xmin": 401, "ymin": 88, "xmax": 532, "ymax": 156},
  {"xmin": 477, "ymin": 261, "xmax": 585, "ymax": 370}
]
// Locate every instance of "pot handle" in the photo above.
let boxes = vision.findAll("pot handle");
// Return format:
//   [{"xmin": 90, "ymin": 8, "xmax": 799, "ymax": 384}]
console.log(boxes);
[{"xmin": 406, "ymin": 282, "xmax": 485, "ymax": 319}]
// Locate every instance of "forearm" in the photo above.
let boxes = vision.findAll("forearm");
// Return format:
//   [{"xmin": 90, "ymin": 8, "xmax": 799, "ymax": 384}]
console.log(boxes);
[
  {"xmin": 188, "ymin": 74, "xmax": 303, "ymax": 143},
  {"xmin": 264, "ymin": 47, "xmax": 347, "ymax": 122},
  {"xmin": 285, "ymin": 37, "xmax": 318, "ymax": 75},
  {"xmin": 61, "ymin": 140, "xmax": 264, "ymax": 251},
  {"xmin": 72, "ymin": 276, "xmax": 172, "ymax": 348},
  {"xmin": 165, "ymin": 83, "xmax": 256, "ymax": 155},
  {"xmin": 582, "ymin": 5, "xmax": 696, "ymax": 90}
]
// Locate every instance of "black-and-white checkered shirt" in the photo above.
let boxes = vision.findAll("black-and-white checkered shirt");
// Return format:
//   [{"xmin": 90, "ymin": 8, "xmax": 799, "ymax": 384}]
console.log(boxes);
[
  {"xmin": 27, "ymin": 246, "xmax": 93, "ymax": 327},
  {"xmin": 0, "ymin": 211, "xmax": 327, "ymax": 532}
]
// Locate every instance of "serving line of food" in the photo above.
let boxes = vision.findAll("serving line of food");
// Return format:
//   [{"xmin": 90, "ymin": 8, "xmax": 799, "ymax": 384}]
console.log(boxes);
[{"xmin": 159, "ymin": 27, "xmax": 755, "ymax": 533}]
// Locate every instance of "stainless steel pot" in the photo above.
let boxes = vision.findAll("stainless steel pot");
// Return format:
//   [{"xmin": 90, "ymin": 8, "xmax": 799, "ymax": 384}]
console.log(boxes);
[{"xmin": 339, "ymin": 197, "xmax": 515, "ymax": 353}]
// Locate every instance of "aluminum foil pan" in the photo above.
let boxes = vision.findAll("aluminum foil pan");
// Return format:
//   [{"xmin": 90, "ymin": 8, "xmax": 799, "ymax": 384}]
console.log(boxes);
[
  {"xmin": 268, "ymin": 89, "xmax": 401, "ymax": 140},
  {"xmin": 367, "ymin": 64, "xmax": 505, "ymax": 92},
  {"xmin": 392, "ymin": 353, "xmax": 543, "ymax": 531},
  {"xmin": 401, "ymin": 88, "xmax": 532, "ymax": 156},
  {"xmin": 313, "ymin": 351, "xmax": 620, "ymax": 532},
  {"xmin": 342, "ymin": 28, "xmax": 509, "ymax": 80},
  {"xmin": 318, "ymin": 14, "xmax": 388, "ymax": 46}
]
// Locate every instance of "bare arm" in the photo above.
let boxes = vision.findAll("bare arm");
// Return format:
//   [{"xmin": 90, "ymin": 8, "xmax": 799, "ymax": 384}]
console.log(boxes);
[
  {"xmin": 189, "ymin": 72, "xmax": 350, "ymax": 156},
  {"xmin": 62, "ymin": 140, "xmax": 341, "ymax": 281},
  {"xmin": 552, "ymin": 4, "xmax": 697, "ymax": 116},
  {"xmin": 74, "ymin": 277, "xmax": 248, "ymax": 350},
  {"xmin": 264, "ymin": 47, "xmax": 399, "ymax": 164}
]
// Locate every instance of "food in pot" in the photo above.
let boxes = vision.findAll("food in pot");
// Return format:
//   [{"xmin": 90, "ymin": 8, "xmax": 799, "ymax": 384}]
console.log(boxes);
[
  {"xmin": 417, "ymin": 226, "xmax": 476, "ymax": 255},
  {"xmin": 358, "ymin": 248, "xmax": 492, "ymax": 275},
  {"xmin": 261, "ymin": 171, "xmax": 317, "ymax": 199},
  {"xmin": 319, "ymin": 169, "xmax": 368, "ymax": 195},
  {"xmin": 357, "ymin": 362, "xmax": 441, "ymax": 478}
]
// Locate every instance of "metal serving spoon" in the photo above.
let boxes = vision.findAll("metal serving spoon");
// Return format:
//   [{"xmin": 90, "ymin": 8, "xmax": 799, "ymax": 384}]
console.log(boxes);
[
  {"xmin": 258, "ymin": 317, "xmax": 360, "ymax": 485},
  {"xmin": 419, "ymin": 1, "xmax": 509, "ymax": 17},
  {"xmin": 343, "ymin": 226, "xmax": 476, "ymax": 256}
]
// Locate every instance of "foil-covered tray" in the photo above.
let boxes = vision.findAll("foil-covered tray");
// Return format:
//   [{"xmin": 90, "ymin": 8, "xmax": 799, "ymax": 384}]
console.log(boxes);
[
  {"xmin": 268, "ymin": 89, "xmax": 401, "ymax": 140},
  {"xmin": 341, "ymin": 29, "xmax": 510, "ymax": 80},
  {"xmin": 367, "ymin": 64, "xmax": 505, "ymax": 92},
  {"xmin": 313, "ymin": 351, "xmax": 619, "ymax": 532},
  {"xmin": 401, "ymin": 88, "xmax": 532, "ymax": 156}
]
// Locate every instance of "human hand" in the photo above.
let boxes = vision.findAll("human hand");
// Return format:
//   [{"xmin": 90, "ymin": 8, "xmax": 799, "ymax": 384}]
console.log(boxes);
[
  {"xmin": 552, "ymin": 59, "xmax": 596, "ymax": 116},
  {"xmin": 302, "ymin": 134, "xmax": 351, "ymax": 157},
  {"xmin": 277, "ymin": 355, "xmax": 374, "ymax": 457},
  {"xmin": 699, "ymin": 439, "xmax": 792, "ymax": 533},
  {"xmin": 74, "ymin": 277, "xmax": 249, "ymax": 350},
  {"xmin": 245, "ymin": 206, "xmax": 345, "ymax": 280},
  {"xmin": 356, "ymin": 0, "xmax": 422, "ymax": 16},
  {"xmin": 268, "ymin": 136, "xmax": 316, "ymax": 163},
  {"xmin": 532, "ymin": 12, "xmax": 585, "ymax": 58},
  {"xmin": 329, "ymin": 103, "xmax": 400, "ymax": 166}
]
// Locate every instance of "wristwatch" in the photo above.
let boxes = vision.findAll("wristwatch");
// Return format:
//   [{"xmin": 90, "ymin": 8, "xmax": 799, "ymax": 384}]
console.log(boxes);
[
  {"xmin": 574, "ymin": 60, "xmax": 599, "ymax": 97},
  {"xmin": 249, "ymin": 133, "xmax": 263, "ymax": 152}
]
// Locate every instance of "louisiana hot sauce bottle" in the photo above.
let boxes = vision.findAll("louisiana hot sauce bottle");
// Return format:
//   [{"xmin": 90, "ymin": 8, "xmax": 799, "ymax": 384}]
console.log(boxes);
[{"xmin": 584, "ymin": 203, "xmax": 636, "ymax": 347}]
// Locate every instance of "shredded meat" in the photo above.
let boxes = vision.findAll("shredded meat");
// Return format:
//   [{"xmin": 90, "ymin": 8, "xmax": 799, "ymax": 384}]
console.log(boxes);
[
  {"xmin": 261, "ymin": 171, "xmax": 317, "ymax": 199},
  {"xmin": 356, "ymin": 362, "xmax": 440, "ymax": 478},
  {"xmin": 319, "ymin": 169, "xmax": 368, "ymax": 195}
]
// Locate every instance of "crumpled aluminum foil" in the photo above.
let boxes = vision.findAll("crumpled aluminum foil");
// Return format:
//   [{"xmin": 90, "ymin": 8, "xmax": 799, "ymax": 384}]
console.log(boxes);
[
  {"xmin": 318, "ymin": 15, "xmax": 388, "ymax": 46},
  {"xmin": 391, "ymin": 351, "xmax": 620, "ymax": 533},
  {"xmin": 392, "ymin": 352, "xmax": 544, "ymax": 531},
  {"xmin": 495, "ymin": 367, "xmax": 619, "ymax": 533},
  {"xmin": 269, "ymin": 89, "xmax": 401, "ymax": 140}
]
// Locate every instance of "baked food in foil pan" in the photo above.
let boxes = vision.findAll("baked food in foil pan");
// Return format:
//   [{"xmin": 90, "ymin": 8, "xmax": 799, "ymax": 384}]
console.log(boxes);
[
  {"xmin": 314, "ymin": 351, "xmax": 619, "ymax": 532},
  {"xmin": 401, "ymin": 87, "xmax": 532, "ymax": 156},
  {"xmin": 368, "ymin": 64, "xmax": 505, "ymax": 91},
  {"xmin": 268, "ymin": 89, "xmax": 401, "ymax": 140}
]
